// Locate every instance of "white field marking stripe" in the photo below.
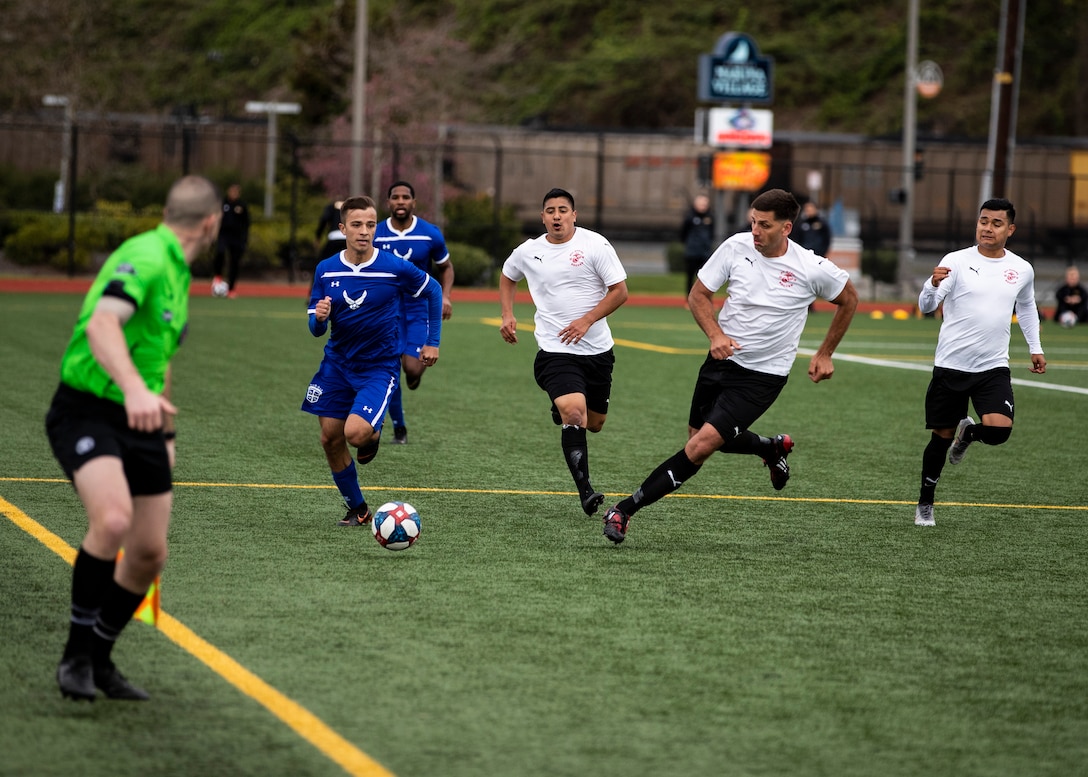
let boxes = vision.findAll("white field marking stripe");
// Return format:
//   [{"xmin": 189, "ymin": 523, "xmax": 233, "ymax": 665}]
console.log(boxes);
[
  {"xmin": 799, "ymin": 349, "xmax": 1088, "ymax": 395},
  {"xmin": 0, "ymin": 495, "xmax": 394, "ymax": 777},
  {"xmin": 6, "ymin": 479, "xmax": 1085, "ymax": 512}
]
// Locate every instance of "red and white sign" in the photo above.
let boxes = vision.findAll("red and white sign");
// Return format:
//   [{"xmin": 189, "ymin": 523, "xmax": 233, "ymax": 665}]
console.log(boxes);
[{"xmin": 707, "ymin": 107, "xmax": 773, "ymax": 149}]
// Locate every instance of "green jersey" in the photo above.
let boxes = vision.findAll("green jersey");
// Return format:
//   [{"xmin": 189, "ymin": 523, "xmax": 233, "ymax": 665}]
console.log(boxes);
[{"xmin": 59, "ymin": 224, "xmax": 191, "ymax": 404}]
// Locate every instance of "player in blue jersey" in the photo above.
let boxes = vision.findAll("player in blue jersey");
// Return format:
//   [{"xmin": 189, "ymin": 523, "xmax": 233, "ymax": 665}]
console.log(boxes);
[
  {"xmin": 302, "ymin": 195, "xmax": 444, "ymax": 526},
  {"xmin": 374, "ymin": 181, "xmax": 454, "ymax": 444}
]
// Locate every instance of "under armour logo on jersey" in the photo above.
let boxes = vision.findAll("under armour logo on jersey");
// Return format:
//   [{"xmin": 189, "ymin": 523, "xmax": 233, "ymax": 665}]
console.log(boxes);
[
  {"xmin": 362, "ymin": 405, "xmax": 373, "ymax": 413},
  {"xmin": 394, "ymin": 248, "xmax": 413, "ymax": 260},
  {"xmin": 343, "ymin": 289, "xmax": 368, "ymax": 310},
  {"xmin": 330, "ymin": 281, "xmax": 340, "ymax": 288}
]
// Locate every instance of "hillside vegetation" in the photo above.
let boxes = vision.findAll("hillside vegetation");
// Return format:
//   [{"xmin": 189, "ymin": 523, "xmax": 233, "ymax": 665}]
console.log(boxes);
[{"xmin": 4, "ymin": 0, "xmax": 1086, "ymax": 140}]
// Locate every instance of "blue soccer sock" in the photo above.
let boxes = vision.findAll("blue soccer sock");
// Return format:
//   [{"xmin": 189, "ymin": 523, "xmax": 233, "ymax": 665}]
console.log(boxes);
[
  {"xmin": 332, "ymin": 460, "xmax": 365, "ymax": 509},
  {"xmin": 389, "ymin": 384, "xmax": 406, "ymax": 429}
]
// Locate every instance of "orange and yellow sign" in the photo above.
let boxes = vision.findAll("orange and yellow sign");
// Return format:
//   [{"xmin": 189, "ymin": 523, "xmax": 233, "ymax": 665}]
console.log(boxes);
[{"xmin": 713, "ymin": 151, "xmax": 772, "ymax": 191}]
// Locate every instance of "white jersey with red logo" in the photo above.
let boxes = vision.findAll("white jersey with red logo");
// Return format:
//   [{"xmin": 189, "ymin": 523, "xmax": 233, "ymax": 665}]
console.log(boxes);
[
  {"xmin": 918, "ymin": 245, "xmax": 1043, "ymax": 372},
  {"xmin": 698, "ymin": 233, "xmax": 849, "ymax": 376},
  {"xmin": 502, "ymin": 226, "xmax": 627, "ymax": 355}
]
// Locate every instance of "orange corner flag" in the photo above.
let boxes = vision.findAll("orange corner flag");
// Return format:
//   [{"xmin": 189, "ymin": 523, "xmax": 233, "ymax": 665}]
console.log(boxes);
[{"xmin": 116, "ymin": 549, "xmax": 162, "ymax": 627}]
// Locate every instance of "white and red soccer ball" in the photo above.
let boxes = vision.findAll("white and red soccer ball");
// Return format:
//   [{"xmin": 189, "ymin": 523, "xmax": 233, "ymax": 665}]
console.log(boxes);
[{"xmin": 372, "ymin": 501, "xmax": 421, "ymax": 551}]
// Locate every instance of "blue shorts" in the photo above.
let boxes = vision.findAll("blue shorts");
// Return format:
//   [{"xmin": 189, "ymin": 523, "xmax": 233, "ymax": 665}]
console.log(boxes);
[{"xmin": 301, "ymin": 357, "xmax": 400, "ymax": 430}]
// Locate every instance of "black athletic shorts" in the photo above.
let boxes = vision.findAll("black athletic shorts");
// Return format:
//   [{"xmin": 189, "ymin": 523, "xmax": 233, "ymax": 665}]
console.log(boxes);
[
  {"xmin": 533, "ymin": 349, "xmax": 615, "ymax": 416},
  {"xmin": 688, "ymin": 356, "xmax": 788, "ymax": 437},
  {"xmin": 45, "ymin": 383, "xmax": 173, "ymax": 496},
  {"xmin": 925, "ymin": 366, "xmax": 1014, "ymax": 429}
]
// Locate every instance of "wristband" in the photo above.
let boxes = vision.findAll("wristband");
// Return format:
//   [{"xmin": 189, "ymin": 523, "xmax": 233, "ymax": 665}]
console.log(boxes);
[{"xmin": 163, "ymin": 431, "xmax": 177, "ymax": 441}]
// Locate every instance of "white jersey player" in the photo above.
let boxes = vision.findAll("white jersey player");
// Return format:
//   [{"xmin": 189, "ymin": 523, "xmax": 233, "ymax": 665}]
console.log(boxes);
[
  {"xmin": 913, "ymin": 198, "xmax": 1046, "ymax": 527},
  {"xmin": 500, "ymin": 188, "xmax": 628, "ymax": 517}
]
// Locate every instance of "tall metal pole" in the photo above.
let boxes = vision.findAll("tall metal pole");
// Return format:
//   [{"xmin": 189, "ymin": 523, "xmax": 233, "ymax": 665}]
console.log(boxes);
[
  {"xmin": 351, "ymin": 0, "xmax": 368, "ymax": 196},
  {"xmin": 897, "ymin": 0, "xmax": 919, "ymax": 286},
  {"xmin": 980, "ymin": 0, "xmax": 1024, "ymax": 202}
]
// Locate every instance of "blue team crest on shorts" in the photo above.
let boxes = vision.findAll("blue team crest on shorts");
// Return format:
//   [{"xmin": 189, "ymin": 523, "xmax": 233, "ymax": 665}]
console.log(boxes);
[{"xmin": 306, "ymin": 384, "xmax": 324, "ymax": 403}]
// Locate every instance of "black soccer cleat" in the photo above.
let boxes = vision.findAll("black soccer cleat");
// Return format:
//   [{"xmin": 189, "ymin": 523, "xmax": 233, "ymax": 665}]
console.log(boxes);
[
  {"xmin": 338, "ymin": 504, "xmax": 373, "ymax": 527},
  {"xmin": 763, "ymin": 434, "xmax": 794, "ymax": 491},
  {"xmin": 581, "ymin": 491, "xmax": 606, "ymax": 516},
  {"xmin": 94, "ymin": 663, "xmax": 150, "ymax": 701},
  {"xmin": 57, "ymin": 655, "xmax": 96, "ymax": 702},
  {"xmin": 602, "ymin": 505, "xmax": 631, "ymax": 544},
  {"xmin": 391, "ymin": 426, "xmax": 408, "ymax": 445}
]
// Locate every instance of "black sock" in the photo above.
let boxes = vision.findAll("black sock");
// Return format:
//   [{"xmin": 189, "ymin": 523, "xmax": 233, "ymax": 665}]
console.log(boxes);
[
  {"xmin": 91, "ymin": 579, "xmax": 147, "ymax": 669},
  {"xmin": 718, "ymin": 430, "xmax": 771, "ymax": 456},
  {"xmin": 64, "ymin": 547, "xmax": 117, "ymax": 659},
  {"xmin": 561, "ymin": 425, "xmax": 595, "ymax": 498},
  {"xmin": 919, "ymin": 432, "xmax": 952, "ymax": 504},
  {"xmin": 617, "ymin": 449, "xmax": 702, "ymax": 515}
]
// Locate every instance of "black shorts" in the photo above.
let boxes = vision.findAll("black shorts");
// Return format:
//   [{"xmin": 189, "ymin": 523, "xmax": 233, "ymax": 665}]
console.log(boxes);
[
  {"xmin": 533, "ymin": 349, "xmax": 615, "ymax": 416},
  {"xmin": 45, "ymin": 384, "xmax": 173, "ymax": 496},
  {"xmin": 925, "ymin": 366, "xmax": 1014, "ymax": 429},
  {"xmin": 688, "ymin": 356, "xmax": 788, "ymax": 437}
]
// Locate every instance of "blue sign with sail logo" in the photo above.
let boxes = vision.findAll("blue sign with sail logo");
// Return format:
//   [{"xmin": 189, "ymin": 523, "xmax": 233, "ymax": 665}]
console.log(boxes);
[{"xmin": 698, "ymin": 33, "xmax": 774, "ymax": 104}]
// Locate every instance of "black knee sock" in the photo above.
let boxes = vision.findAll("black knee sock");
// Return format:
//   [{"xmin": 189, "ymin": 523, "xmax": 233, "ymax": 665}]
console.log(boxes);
[
  {"xmin": 919, "ymin": 432, "xmax": 953, "ymax": 504},
  {"xmin": 561, "ymin": 425, "xmax": 595, "ymax": 498},
  {"xmin": 64, "ymin": 547, "xmax": 116, "ymax": 659},
  {"xmin": 719, "ymin": 430, "xmax": 772, "ymax": 456},
  {"xmin": 617, "ymin": 449, "xmax": 702, "ymax": 515},
  {"xmin": 92, "ymin": 579, "xmax": 147, "ymax": 668}
]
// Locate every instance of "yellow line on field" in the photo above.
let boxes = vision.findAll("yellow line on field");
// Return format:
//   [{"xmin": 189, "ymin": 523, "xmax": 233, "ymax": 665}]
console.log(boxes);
[
  {"xmin": 479, "ymin": 317, "xmax": 703, "ymax": 354},
  {"xmin": 3, "ymin": 477, "xmax": 1084, "ymax": 512},
  {"xmin": 0, "ymin": 494, "xmax": 394, "ymax": 777}
]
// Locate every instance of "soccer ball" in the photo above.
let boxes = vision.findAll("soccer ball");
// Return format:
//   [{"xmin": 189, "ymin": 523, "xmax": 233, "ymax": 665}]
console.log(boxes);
[
  {"xmin": 1059, "ymin": 310, "xmax": 1078, "ymax": 329},
  {"xmin": 211, "ymin": 279, "xmax": 230, "ymax": 298},
  {"xmin": 372, "ymin": 501, "xmax": 421, "ymax": 551}
]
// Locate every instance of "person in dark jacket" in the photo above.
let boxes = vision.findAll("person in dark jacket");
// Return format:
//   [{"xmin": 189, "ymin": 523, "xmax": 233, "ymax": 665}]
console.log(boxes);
[
  {"xmin": 211, "ymin": 183, "xmax": 250, "ymax": 298},
  {"xmin": 795, "ymin": 200, "xmax": 832, "ymax": 257},
  {"xmin": 680, "ymin": 194, "xmax": 715, "ymax": 295}
]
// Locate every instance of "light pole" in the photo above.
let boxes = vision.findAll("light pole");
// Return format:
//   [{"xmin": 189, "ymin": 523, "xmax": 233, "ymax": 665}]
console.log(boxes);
[
  {"xmin": 43, "ymin": 94, "xmax": 72, "ymax": 214},
  {"xmin": 897, "ymin": 0, "xmax": 919, "ymax": 290},
  {"xmin": 245, "ymin": 101, "xmax": 301, "ymax": 217},
  {"xmin": 351, "ymin": 0, "xmax": 368, "ymax": 196}
]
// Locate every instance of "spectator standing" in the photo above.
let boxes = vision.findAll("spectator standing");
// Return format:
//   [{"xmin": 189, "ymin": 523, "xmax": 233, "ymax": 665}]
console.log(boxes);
[
  {"xmin": 315, "ymin": 197, "xmax": 347, "ymax": 260},
  {"xmin": 211, "ymin": 183, "xmax": 249, "ymax": 298},
  {"xmin": 680, "ymin": 194, "xmax": 715, "ymax": 294},
  {"xmin": 795, "ymin": 200, "xmax": 832, "ymax": 257}
]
